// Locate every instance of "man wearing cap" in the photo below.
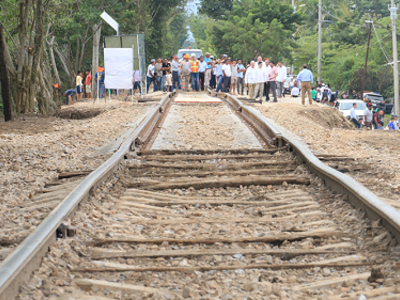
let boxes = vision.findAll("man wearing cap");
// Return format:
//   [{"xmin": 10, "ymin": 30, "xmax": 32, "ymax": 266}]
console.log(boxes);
[
  {"xmin": 204, "ymin": 52, "xmax": 212, "ymax": 89},
  {"xmin": 190, "ymin": 54, "xmax": 200, "ymax": 92},
  {"xmin": 222, "ymin": 58, "xmax": 232, "ymax": 93},
  {"xmin": 363, "ymin": 104, "xmax": 374, "ymax": 129},
  {"xmin": 180, "ymin": 54, "xmax": 191, "ymax": 92},
  {"xmin": 297, "ymin": 64, "xmax": 314, "ymax": 105},
  {"xmin": 146, "ymin": 59, "xmax": 157, "ymax": 94},
  {"xmin": 245, "ymin": 61, "xmax": 257, "ymax": 99},
  {"xmin": 171, "ymin": 56, "xmax": 180, "ymax": 91}
]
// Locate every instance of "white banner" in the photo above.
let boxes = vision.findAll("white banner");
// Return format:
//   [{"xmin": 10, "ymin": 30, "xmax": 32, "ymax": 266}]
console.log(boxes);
[{"xmin": 104, "ymin": 48, "xmax": 133, "ymax": 89}]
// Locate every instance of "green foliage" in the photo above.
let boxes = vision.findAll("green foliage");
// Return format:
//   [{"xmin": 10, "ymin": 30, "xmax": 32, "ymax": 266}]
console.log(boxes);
[
  {"xmin": 194, "ymin": 0, "xmax": 303, "ymax": 63},
  {"xmin": 199, "ymin": 0, "xmax": 234, "ymax": 20}
]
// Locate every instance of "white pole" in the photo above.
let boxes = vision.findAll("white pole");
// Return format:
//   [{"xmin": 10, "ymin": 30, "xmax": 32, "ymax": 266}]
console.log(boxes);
[
  {"xmin": 317, "ymin": 0, "xmax": 322, "ymax": 82},
  {"xmin": 132, "ymin": 44, "xmax": 135, "ymax": 105},
  {"xmin": 390, "ymin": 1, "xmax": 399, "ymax": 115},
  {"xmin": 97, "ymin": 73, "xmax": 100, "ymax": 104},
  {"xmin": 137, "ymin": 34, "xmax": 145, "ymax": 97}
]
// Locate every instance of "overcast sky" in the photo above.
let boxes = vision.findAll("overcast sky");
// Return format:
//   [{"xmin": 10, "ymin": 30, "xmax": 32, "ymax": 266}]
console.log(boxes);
[{"xmin": 185, "ymin": 0, "xmax": 199, "ymax": 42}]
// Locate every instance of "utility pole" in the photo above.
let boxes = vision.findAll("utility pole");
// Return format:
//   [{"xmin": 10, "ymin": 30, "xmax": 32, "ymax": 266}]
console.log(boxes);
[
  {"xmin": 361, "ymin": 19, "xmax": 372, "ymax": 99},
  {"xmin": 389, "ymin": 0, "xmax": 399, "ymax": 115},
  {"xmin": 317, "ymin": 0, "xmax": 322, "ymax": 82}
]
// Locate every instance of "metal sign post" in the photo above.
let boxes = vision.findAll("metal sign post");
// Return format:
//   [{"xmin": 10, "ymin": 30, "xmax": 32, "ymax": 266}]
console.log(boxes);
[{"xmin": 100, "ymin": 12, "xmax": 119, "ymax": 35}]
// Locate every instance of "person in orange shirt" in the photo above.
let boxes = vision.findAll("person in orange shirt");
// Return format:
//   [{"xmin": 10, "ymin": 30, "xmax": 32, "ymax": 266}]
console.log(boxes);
[
  {"xmin": 85, "ymin": 69, "xmax": 92, "ymax": 101},
  {"xmin": 190, "ymin": 54, "xmax": 200, "ymax": 92}
]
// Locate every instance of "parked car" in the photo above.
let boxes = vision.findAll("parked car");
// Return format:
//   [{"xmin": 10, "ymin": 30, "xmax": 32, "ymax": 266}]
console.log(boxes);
[
  {"xmin": 363, "ymin": 93, "xmax": 386, "ymax": 111},
  {"xmin": 334, "ymin": 100, "xmax": 367, "ymax": 120}
]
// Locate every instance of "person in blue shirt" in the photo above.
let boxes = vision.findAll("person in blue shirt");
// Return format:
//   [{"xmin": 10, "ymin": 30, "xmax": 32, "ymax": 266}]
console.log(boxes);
[
  {"xmin": 237, "ymin": 59, "xmax": 246, "ymax": 95},
  {"xmin": 350, "ymin": 102, "xmax": 361, "ymax": 128},
  {"xmin": 297, "ymin": 64, "xmax": 314, "ymax": 105},
  {"xmin": 94, "ymin": 67, "xmax": 105, "ymax": 98},
  {"xmin": 388, "ymin": 117, "xmax": 397, "ymax": 130},
  {"xmin": 63, "ymin": 89, "xmax": 76, "ymax": 105}
]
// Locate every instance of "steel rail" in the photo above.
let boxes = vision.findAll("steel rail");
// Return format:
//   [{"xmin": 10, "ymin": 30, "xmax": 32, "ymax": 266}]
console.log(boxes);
[
  {"xmin": 223, "ymin": 92, "xmax": 400, "ymax": 242},
  {"xmin": 0, "ymin": 92, "xmax": 174, "ymax": 300}
]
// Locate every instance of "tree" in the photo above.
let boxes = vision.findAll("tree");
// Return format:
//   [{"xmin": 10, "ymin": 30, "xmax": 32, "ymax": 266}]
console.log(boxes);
[{"xmin": 199, "ymin": 0, "xmax": 234, "ymax": 20}]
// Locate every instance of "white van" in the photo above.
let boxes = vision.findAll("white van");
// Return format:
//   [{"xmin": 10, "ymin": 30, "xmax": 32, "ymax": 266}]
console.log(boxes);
[{"xmin": 177, "ymin": 49, "xmax": 203, "ymax": 60}]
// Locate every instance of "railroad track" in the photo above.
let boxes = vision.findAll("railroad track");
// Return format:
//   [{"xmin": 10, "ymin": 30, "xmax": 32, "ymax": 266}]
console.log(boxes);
[{"xmin": 1, "ymin": 92, "xmax": 400, "ymax": 300}]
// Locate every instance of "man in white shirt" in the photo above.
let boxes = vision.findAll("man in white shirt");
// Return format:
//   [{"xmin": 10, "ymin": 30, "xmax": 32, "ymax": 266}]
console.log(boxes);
[
  {"xmin": 264, "ymin": 59, "xmax": 271, "ymax": 100},
  {"xmin": 254, "ymin": 62, "xmax": 267, "ymax": 102},
  {"xmin": 198, "ymin": 56, "xmax": 208, "ymax": 91},
  {"xmin": 222, "ymin": 58, "xmax": 232, "ymax": 93},
  {"xmin": 363, "ymin": 104, "xmax": 373, "ymax": 129},
  {"xmin": 291, "ymin": 86, "xmax": 300, "ymax": 97},
  {"xmin": 245, "ymin": 61, "xmax": 257, "ymax": 99},
  {"xmin": 276, "ymin": 61, "xmax": 287, "ymax": 98},
  {"xmin": 133, "ymin": 70, "xmax": 142, "ymax": 96},
  {"xmin": 146, "ymin": 59, "xmax": 157, "ymax": 94},
  {"xmin": 350, "ymin": 102, "xmax": 360, "ymax": 128}
]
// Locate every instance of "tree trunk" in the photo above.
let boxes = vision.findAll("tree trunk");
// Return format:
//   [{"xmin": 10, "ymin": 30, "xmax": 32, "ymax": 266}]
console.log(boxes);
[
  {"xmin": 16, "ymin": 0, "xmax": 31, "ymax": 113},
  {"xmin": 0, "ymin": 25, "xmax": 13, "ymax": 121},
  {"xmin": 29, "ymin": 0, "xmax": 46, "ymax": 114},
  {"xmin": 92, "ymin": 23, "xmax": 102, "ymax": 98},
  {"xmin": 78, "ymin": 26, "xmax": 90, "ymax": 70},
  {"xmin": 47, "ymin": 36, "xmax": 61, "ymax": 88}
]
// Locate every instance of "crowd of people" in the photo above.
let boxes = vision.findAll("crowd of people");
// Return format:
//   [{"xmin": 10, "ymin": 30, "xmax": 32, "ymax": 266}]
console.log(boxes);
[{"xmin": 146, "ymin": 54, "xmax": 304, "ymax": 104}]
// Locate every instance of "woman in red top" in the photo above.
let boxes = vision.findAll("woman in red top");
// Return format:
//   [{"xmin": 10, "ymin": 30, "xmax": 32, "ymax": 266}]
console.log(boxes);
[{"xmin": 85, "ymin": 69, "xmax": 92, "ymax": 101}]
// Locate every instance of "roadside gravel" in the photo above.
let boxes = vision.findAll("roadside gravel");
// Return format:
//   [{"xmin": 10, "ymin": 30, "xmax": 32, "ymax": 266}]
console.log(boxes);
[{"xmin": 252, "ymin": 97, "xmax": 400, "ymax": 202}]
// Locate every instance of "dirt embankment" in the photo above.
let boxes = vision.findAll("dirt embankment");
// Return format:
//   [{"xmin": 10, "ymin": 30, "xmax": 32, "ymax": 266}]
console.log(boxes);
[{"xmin": 254, "ymin": 101, "xmax": 400, "ymax": 201}]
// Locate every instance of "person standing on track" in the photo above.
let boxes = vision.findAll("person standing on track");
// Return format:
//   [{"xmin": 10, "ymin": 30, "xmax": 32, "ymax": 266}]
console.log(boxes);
[
  {"xmin": 237, "ymin": 59, "xmax": 246, "ymax": 95},
  {"xmin": 189, "ymin": 54, "xmax": 200, "ymax": 92},
  {"xmin": 264, "ymin": 58, "xmax": 271, "ymax": 101},
  {"xmin": 254, "ymin": 62, "xmax": 267, "ymax": 102},
  {"xmin": 215, "ymin": 59, "xmax": 224, "ymax": 93},
  {"xmin": 222, "ymin": 58, "xmax": 232, "ymax": 93},
  {"xmin": 155, "ymin": 58, "xmax": 163, "ymax": 91},
  {"xmin": 204, "ymin": 52, "xmax": 212, "ymax": 89},
  {"xmin": 146, "ymin": 59, "xmax": 157, "ymax": 94},
  {"xmin": 297, "ymin": 64, "xmax": 314, "ymax": 105},
  {"xmin": 198, "ymin": 55, "xmax": 207, "ymax": 91},
  {"xmin": 245, "ymin": 61, "xmax": 257, "ymax": 100},
  {"xmin": 171, "ymin": 56, "xmax": 180, "ymax": 92},
  {"xmin": 268, "ymin": 61, "xmax": 278, "ymax": 103},
  {"xmin": 230, "ymin": 60, "xmax": 238, "ymax": 95},
  {"xmin": 161, "ymin": 58, "xmax": 171, "ymax": 92},
  {"xmin": 276, "ymin": 61, "xmax": 287, "ymax": 98},
  {"xmin": 180, "ymin": 54, "xmax": 191, "ymax": 92}
]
